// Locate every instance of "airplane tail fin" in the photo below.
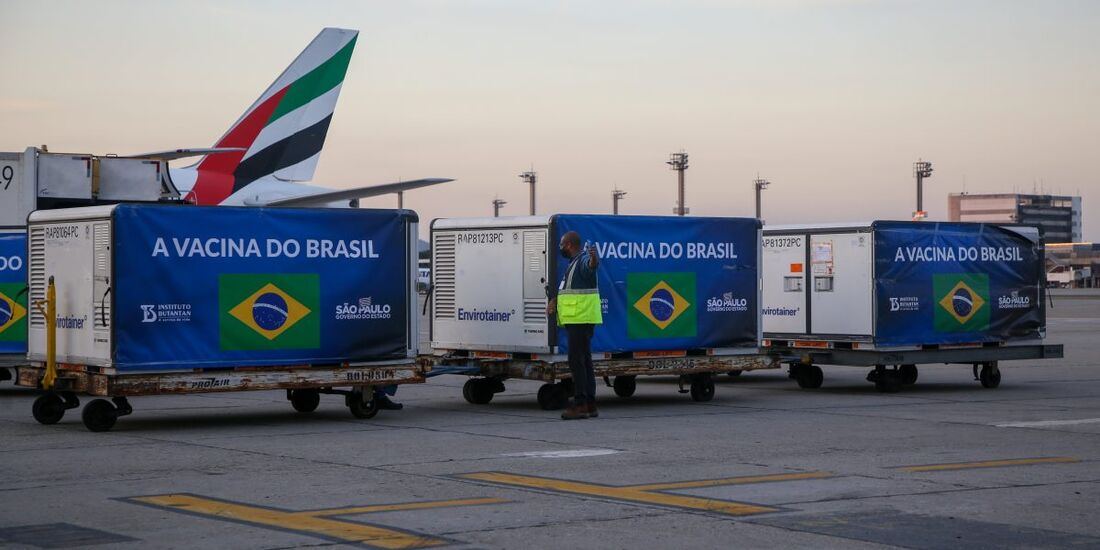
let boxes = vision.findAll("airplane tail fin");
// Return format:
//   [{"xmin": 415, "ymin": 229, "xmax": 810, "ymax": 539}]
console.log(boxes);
[{"xmin": 186, "ymin": 27, "xmax": 358, "ymax": 204}]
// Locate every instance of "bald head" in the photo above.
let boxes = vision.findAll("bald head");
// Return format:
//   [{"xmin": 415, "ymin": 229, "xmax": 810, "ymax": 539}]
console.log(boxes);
[{"xmin": 559, "ymin": 231, "xmax": 582, "ymax": 258}]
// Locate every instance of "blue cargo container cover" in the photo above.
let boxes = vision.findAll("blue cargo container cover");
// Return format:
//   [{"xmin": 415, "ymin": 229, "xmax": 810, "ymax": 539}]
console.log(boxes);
[
  {"xmin": 111, "ymin": 205, "xmax": 411, "ymax": 371},
  {"xmin": 873, "ymin": 221, "xmax": 1043, "ymax": 346},
  {"xmin": 551, "ymin": 215, "xmax": 759, "ymax": 353},
  {"xmin": 0, "ymin": 229, "xmax": 27, "ymax": 355}
]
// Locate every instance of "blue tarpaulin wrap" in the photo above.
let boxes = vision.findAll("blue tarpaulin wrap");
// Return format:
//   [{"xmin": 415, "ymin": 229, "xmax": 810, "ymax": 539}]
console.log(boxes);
[
  {"xmin": 551, "ymin": 215, "xmax": 759, "ymax": 353},
  {"xmin": 873, "ymin": 221, "xmax": 1043, "ymax": 346},
  {"xmin": 0, "ymin": 230, "xmax": 28, "ymax": 355},
  {"xmin": 111, "ymin": 205, "xmax": 411, "ymax": 371}
]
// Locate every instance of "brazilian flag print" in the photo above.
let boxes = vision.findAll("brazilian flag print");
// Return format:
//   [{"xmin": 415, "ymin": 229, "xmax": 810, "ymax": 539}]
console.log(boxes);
[
  {"xmin": 627, "ymin": 272, "xmax": 696, "ymax": 339},
  {"xmin": 219, "ymin": 274, "xmax": 320, "ymax": 351},
  {"xmin": 934, "ymin": 273, "xmax": 990, "ymax": 333},
  {"xmin": 0, "ymin": 283, "xmax": 28, "ymax": 344}
]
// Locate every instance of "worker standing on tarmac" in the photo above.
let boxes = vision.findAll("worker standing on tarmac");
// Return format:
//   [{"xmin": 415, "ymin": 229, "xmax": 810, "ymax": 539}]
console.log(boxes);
[{"xmin": 547, "ymin": 231, "xmax": 602, "ymax": 420}]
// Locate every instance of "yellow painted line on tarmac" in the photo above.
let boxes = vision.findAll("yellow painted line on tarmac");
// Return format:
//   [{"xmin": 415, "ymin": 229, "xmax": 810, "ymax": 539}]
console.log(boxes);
[
  {"xmin": 459, "ymin": 472, "xmax": 777, "ymax": 516},
  {"xmin": 128, "ymin": 493, "xmax": 508, "ymax": 548},
  {"xmin": 308, "ymin": 497, "xmax": 508, "ymax": 517},
  {"xmin": 629, "ymin": 471, "xmax": 832, "ymax": 492},
  {"xmin": 896, "ymin": 456, "xmax": 1078, "ymax": 473}
]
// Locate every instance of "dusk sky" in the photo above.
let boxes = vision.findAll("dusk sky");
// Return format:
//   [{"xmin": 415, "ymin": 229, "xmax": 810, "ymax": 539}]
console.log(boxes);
[{"xmin": 1, "ymin": 0, "xmax": 1097, "ymax": 239}]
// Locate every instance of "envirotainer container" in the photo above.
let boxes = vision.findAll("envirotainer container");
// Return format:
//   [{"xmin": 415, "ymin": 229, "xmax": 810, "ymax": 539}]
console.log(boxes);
[
  {"xmin": 761, "ymin": 221, "xmax": 1045, "ymax": 349},
  {"xmin": 1, "ymin": 227, "xmax": 28, "ymax": 375},
  {"xmin": 431, "ymin": 214, "xmax": 761, "ymax": 356},
  {"xmin": 27, "ymin": 204, "xmax": 419, "ymax": 372}
]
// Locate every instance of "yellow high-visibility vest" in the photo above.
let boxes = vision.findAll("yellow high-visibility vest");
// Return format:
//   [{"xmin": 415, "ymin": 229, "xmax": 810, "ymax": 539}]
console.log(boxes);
[{"xmin": 557, "ymin": 257, "xmax": 602, "ymax": 325}]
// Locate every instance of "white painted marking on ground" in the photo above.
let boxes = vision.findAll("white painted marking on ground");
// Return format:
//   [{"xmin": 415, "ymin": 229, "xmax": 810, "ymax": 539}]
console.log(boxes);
[
  {"xmin": 502, "ymin": 449, "xmax": 621, "ymax": 458},
  {"xmin": 996, "ymin": 418, "xmax": 1100, "ymax": 428}
]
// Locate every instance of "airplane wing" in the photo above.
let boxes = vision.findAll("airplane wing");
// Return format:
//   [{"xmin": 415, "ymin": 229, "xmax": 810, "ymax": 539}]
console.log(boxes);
[
  {"xmin": 254, "ymin": 178, "xmax": 454, "ymax": 207},
  {"xmin": 123, "ymin": 148, "xmax": 246, "ymax": 161}
]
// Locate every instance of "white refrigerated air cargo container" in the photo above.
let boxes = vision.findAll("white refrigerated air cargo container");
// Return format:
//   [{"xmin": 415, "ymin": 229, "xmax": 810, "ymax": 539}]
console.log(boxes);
[{"xmin": 761, "ymin": 221, "xmax": 1062, "ymax": 392}]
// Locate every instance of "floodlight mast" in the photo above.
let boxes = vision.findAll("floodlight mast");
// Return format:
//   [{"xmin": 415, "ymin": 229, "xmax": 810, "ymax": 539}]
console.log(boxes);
[
  {"xmin": 753, "ymin": 175, "xmax": 770, "ymax": 221},
  {"xmin": 913, "ymin": 160, "xmax": 933, "ymax": 220},
  {"xmin": 667, "ymin": 151, "xmax": 689, "ymax": 215},
  {"xmin": 612, "ymin": 188, "xmax": 627, "ymax": 215},
  {"xmin": 519, "ymin": 170, "xmax": 537, "ymax": 215},
  {"xmin": 492, "ymin": 198, "xmax": 507, "ymax": 217}
]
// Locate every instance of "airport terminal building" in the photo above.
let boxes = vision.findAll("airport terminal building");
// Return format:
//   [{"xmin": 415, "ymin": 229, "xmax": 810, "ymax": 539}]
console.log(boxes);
[{"xmin": 947, "ymin": 192, "xmax": 1082, "ymax": 243}]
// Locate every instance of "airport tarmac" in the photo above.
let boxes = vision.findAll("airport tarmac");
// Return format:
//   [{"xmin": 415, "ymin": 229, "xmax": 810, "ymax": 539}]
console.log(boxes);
[{"xmin": 1, "ymin": 294, "xmax": 1098, "ymax": 549}]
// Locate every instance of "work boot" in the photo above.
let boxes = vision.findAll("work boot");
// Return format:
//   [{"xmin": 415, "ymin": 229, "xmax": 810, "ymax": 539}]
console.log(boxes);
[
  {"xmin": 586, "ymin": 402, "xmax": 599, "ymax": 418},
  {"xmin": 560, "ymin": 402, "xmax": 589, "ymax": 420},
  {"xmin": 375, "ymin": 394, "xmax": 404, "ymax": 410}
]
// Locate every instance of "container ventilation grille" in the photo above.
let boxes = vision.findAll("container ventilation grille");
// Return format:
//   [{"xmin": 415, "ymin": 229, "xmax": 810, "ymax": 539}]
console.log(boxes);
[
  {"xmin": 28, "ymin": 227, "xmax": 45, "ymax": 327},
  {"xmin": 432, "ymin": 233, "xmax": 456, "ymax": 319},
  {"xmin": 92, "ymin": 222, "xmax": 110, "ymax": 328}
]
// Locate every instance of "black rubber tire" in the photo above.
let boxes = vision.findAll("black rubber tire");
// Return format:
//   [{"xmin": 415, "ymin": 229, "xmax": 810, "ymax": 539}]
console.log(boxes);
[
  {"xmin": 464, "ymin": 378, "xmax": 494, "ymax": 405},
  {"xmin": 348, "ymin": 395, "xmax": 379, "ymax": 419},
  {"xmin": 899, "ymin": 364, "xmax": 918, "ymax": 385},
  {"xmin": 537, "ymin": 383, "xmax": 568, "ymax": 410},
  {"xmin": 689, "ymin": 375, "xmax": 715, "ymax": 402},
  {"xmin": 979, "ymin": 363, "xmax": 1001, "ymax": 389},
  {"xmin": 82, "ymin": 399, "xmax": 118, "ymax": 432},
  {"xmin": 290, "ymin": 389, "xmax": 320, "ymax": 413},
  {"xmin": 0, "ymin": 367, "xmax": 11, "ymax": 382},
  {"xmin": 727, "ymin": 370, "xmax": 743, "ymax": 377},
  {"xmin": 612, "ymin": 376, "xmax": 637, "ymax": 398},
  {"xmin": 32, "ymin": 393, "xmax": 66, "ymax": 425},
  {"xmin": 875, "ymin": 373, "xmax": 902, "ymax": 393},
  {"xmin": 796, "ymin": 365, "xmax": 824, "ymax": 389}
]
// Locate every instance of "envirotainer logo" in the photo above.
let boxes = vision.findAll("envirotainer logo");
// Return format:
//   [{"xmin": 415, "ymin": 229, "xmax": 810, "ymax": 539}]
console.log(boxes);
[
  {"xmin": 934, "ymin": 273, "xmax": 990, "ymax": 332},
  {"xmin": 628, "ymin": 272, "xmax": 696, "ymax": 339},
  {"xmin": 0, "ymin": 283, "xmax": 28, "ymax": 342},
  {"xmin": 219, "ymin": 274, "xmax": 320, "ymax": 350}
]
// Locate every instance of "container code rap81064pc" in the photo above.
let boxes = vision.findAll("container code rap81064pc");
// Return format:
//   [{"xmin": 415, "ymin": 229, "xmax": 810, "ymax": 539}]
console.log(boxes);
[
  {"xmin": 19, "ymin": 204, "xmax": 424, "ymax": 431},
  {"xmin": 428, "ymin": 214, "xmax": 778, "ymax": 409}
]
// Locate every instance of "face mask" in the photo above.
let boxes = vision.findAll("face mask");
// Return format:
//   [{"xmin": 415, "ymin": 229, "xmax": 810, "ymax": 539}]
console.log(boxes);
[{"xmin": 559, "ymin": 246, "xmax": 571, "ymax": 259}]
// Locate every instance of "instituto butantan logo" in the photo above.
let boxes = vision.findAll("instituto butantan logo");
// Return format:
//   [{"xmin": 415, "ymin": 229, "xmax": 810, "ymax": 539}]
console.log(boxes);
[
  {"xmin": 220, "ymin": 274, "xmax": 320, "ymax": 350},
  {"xmin": 627, "ymin": 272, "xmax": 696, "ymax": 339}
]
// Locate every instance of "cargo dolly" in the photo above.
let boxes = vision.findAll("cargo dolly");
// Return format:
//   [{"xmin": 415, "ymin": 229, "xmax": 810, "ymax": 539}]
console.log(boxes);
[
  {"xmin": 18, "ymin": 360, "xmax": 425, "ymax": 432},
  {"xmin": 424, "ymin": 350, "xmax": 780, "ymax": 410},
  {"xmin": 767, "ymin": 340, "xmax": 1064, "ymax": 393}
]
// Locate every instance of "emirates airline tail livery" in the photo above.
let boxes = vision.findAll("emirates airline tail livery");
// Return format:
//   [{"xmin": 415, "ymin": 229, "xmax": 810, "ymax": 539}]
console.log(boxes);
[{"xmin": 144, "ymin": 28, "xmax": 450, "ymax": 207}]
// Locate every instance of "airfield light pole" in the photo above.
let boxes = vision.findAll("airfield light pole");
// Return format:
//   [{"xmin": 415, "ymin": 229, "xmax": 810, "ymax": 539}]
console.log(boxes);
[
  {"xmin": 667, "ymin": 151, "xmax": 689, "ymax": 215},
  {"xmin": 397, "ymin": 191, "xmax": 404, "ymax": 209},
  {"xmin": 519, "ymin": 170, "xmax": 537, "ymax": 215},
  {"xmin": 492, "ymin": 198, "xmax": 507, "ymax": 217},
  {"xmin": 753, "ymin": 175, "xmax": 770, "ymax": 221},
  {"xmin": 612, "ymin": 188, "xmax": 627, "ymax": 215},
  {"xmin": 913, "ymin": 159, "xmax": 933, "ymax": 220}
]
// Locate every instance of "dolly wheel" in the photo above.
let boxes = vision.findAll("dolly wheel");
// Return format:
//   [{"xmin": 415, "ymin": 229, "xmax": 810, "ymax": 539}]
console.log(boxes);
[
  {"xmin": 537, "ymin": 383, "xmax": 568, "ymax": 410},
  {"xmin": 463, "ymin": 378, "xmax": 494, "ymax": 405},
  {"xmin": 82, "ymin": 399, "xmax": 118, "ymax": 432},
  {"xmin": 689, "ymin": 374, "xmax": 715, "ymax": 402},
  {"xmin": 796, "ymin": 365, "xmax": 824, "ymax": 389},
  {"xmin": 290, "ymin": 389, "xmax": 321, "ymax": 413},
  {"xmin": 979, "ymin": 362, "xmax": 1001, "ymax": 389},
  {"xmin": 899, "ymin": 364, "xmax": 919, "ymax": 385},
  {"xmin": 348, "ymin": 394, "xmax": 379, "ymax": 419},
  {"xmin": 727, "ymin": 370, "xmax": 743, "ymax": 377},
  {"xmin": 612, "ymin": 376, "xmax": 637, "ymax": 398},
  {"xmin": 32, "ymin": 393, "xmax": 67, "ymax": 425}
]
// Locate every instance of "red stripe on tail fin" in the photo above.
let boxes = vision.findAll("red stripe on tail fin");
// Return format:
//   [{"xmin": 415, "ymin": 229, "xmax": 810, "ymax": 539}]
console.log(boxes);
[{"xmin": 186, "ymin": 87, "xmax": 289, "ymax": 205}]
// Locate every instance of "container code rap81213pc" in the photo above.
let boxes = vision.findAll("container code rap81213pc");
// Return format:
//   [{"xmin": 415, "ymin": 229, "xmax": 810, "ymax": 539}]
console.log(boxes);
[
  {"xmin": 428, "ymin": 214, "xmax": 778, "ymax": 409},
  {"xmin": 19, "ymin": 204, "xmax": 424, "ymax": 431}
]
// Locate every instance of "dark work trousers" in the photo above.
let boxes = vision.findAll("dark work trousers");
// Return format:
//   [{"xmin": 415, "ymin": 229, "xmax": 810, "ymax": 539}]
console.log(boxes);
[{"xmin": 565, "ymin": 323, "xmax": 596, "ymax": 404}]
